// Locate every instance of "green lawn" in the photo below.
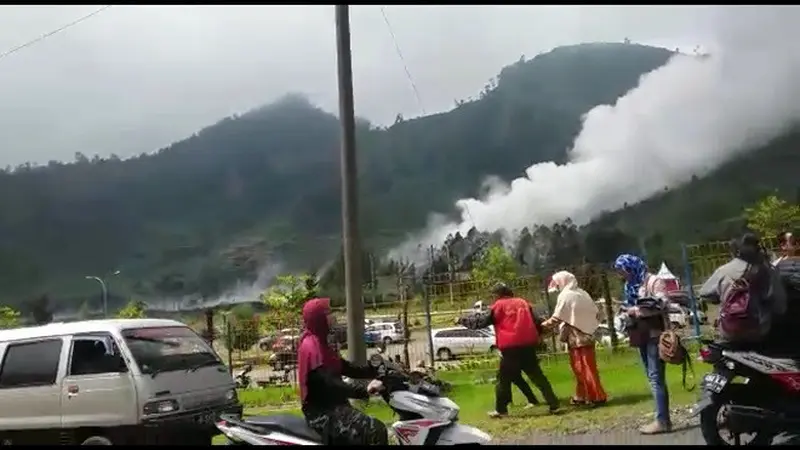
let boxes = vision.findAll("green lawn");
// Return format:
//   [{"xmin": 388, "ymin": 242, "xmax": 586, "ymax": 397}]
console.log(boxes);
[{"xmin": 220, "ymin": 348, "xmax": 704, "ymax": 443}]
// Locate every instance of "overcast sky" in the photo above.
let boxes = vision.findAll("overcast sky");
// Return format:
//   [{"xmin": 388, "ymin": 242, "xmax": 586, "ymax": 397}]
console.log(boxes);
[{"xmin": 0, "ymin": 5, "xmax": 720, "ymax": 166}]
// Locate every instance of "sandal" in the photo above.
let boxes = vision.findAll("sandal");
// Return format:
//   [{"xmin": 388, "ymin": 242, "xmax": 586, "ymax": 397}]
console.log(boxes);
[{"xmin": 569, "ymin": 397, "xmax": 586, "ymax": 405}]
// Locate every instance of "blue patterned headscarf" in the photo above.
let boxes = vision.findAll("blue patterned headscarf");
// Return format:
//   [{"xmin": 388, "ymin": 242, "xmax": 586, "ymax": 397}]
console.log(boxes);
[{"xmin": 614, "ymin": 254, "xmax": 648, "ymax": 306}]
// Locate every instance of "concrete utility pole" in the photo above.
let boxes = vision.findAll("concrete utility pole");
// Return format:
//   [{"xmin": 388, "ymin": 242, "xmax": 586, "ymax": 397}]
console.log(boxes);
[{"xmin": 335, "ymin": 5, "xmax": 366, "ymax": 364}]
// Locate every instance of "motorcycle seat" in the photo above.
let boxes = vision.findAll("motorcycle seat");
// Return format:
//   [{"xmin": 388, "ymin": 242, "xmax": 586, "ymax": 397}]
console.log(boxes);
[{"xmin": 244, "ymin": 414, "xmax": 322, "ymax": 442}]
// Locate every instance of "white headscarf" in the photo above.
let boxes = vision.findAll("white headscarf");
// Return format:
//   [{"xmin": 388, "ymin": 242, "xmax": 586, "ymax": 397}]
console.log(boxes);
[{"xmin": 548, "ymin": 271, "xmax": 600, "ymax": 335}]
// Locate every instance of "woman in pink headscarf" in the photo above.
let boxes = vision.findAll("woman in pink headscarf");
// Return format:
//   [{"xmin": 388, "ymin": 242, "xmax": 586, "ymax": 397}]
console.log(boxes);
[
  {"xmin": 297, "ymin": 298, "xmax": 388, "ymax": 445},
  {"xmin": 542, "ymin": 271, "xmax": 607, "ymax": 407}
]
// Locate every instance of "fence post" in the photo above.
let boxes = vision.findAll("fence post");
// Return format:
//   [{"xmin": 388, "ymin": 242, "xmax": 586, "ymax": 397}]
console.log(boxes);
[
  {"xmin": 681, "ymin": 242, "xmax": 702, "ymax": 338},
  {"xmin": 600, "ymin": 271, "xmax": 619, "ymax": 351},
  {"xmin": 224, "ymin": 315, "xmax": 233, "ymax": 376},
  {"xmin": 422, "ymin": 282, "xmax": 436, "ymax": 372},
  {"xmin": 540, "ymin": 279, "xmax": 558, "ymax": 353}
]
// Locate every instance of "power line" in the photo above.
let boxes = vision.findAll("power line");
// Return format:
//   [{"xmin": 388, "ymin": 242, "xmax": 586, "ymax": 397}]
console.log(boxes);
[
  {"xmin": 0, "ymin": 5, "xmax": 112, "ymax": 62},
  {"xmin": 379, "ymin": 6, "xmax": 426, "ymax": 115}
]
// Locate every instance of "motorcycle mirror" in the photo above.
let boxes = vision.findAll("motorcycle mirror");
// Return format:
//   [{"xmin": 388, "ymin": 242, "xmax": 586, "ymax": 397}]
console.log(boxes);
[{"xmin": 369, "ymin": 353, "xmax": 383, "ymax": 368}]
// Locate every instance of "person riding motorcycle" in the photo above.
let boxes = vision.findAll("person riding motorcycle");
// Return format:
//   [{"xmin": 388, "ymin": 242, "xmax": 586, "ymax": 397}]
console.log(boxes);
[{"xmin": 296, "ymin": 298, "xmax": 389, "ymax": 445}]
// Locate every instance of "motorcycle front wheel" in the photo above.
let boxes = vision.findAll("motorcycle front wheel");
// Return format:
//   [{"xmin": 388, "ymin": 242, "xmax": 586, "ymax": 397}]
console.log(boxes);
[{"xmin": 700, "ymin": 400, "xmax": 773, "ymax": 446}]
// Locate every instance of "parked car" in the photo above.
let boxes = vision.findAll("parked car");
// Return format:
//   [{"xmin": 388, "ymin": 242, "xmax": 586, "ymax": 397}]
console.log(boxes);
[
  {"xmin": 258, "ymin": 328, "xmax": 301, "ymax": 352},
  {"xmin": 594, "ymin": 323, "xmax": 629, "ymax": 348},
  {"xmin": 365, "ymin": 322, "xmax": 406, "ymax": 346},
  {"xmin": 364, "ymin": 329, "xmax": 382, "ymax": 347},
  {"xmin": 257, "ymin": 333, "xmax": 279, "ymax": 352},
  {"xmin": 685, "ymin": 306, "xmax": 708, "ymax": 325},
  {"xmin": 268, "ymin": 335, "xmax": 298, "ymax": 371},
  {"xmin": 0, "ymin": 319, "xmax": 241, "ymax": 445},
  {"xmin": 432, "ymin": 326, "xmax": 496, "ymax": 361},
  {"xmin": 667, "ymin": 302, "xmax": 688, "ymax": 329}
]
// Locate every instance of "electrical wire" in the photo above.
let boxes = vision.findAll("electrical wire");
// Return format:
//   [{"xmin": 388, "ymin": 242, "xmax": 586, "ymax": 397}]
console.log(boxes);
[
  {"xmin": 0, "ymin": 5, "xmax": 112, "ymax": 62},
  {"xmin": 378, "ymin": 7, "xmax": 488, "ymax": 254},
  {"xmin": 379, "ymin": 6, "xmax": 426, "ymax": 116}
]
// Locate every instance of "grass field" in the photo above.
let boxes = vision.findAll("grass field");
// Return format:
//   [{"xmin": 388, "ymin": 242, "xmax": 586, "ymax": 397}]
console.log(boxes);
[{"xmin": 218, "ymin": 347, "xmax": 705, "ymax": 443}]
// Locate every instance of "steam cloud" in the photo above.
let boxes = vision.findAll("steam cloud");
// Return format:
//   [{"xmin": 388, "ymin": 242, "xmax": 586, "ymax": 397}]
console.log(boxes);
[{"xmin": 392, "ymin": 7, "xmax": 800, "ymax": 264}]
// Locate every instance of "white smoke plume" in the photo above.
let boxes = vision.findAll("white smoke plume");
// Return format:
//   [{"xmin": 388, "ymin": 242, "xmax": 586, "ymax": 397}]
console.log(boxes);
[{"xmin": 391, "ymin": 7, "xmax": 800, "ymax": 264}]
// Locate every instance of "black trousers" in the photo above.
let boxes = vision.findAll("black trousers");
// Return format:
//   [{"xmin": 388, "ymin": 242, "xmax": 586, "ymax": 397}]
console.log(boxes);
[
  {"xmin": 496, "ymin": 345, "xmax": 559, "ymax": 414},
  {"xmin": 305, "ymin": 404, "xmax": 389, "ymax": 445},
  {"xmin": 511, "ymin": 373, "xmax": 539, "ymax": 405}
]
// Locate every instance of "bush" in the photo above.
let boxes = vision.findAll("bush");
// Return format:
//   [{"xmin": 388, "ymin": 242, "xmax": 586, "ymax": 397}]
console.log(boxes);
[{"xmin": 226, "ymin": 317, "xmax": 261, "ymax": 351}]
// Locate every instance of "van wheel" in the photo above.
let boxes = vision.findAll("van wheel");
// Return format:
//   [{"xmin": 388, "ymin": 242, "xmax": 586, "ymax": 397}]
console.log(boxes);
[
  {"xmin": 382, "ymin": 337, "xmax": 393, "ymax": 346},
  {"xmin": 437, "ymin": 348, "xmax": 453, "ymax": 361},
  {"xmin": 81, "ymin": 436, "xmax": 113, "ymax": 445}
]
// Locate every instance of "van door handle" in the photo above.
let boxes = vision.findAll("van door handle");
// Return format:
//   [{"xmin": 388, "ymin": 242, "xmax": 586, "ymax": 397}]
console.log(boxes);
[{"xmin": 67, "ymin": 384, "xmax": 79, "ymax": 397}]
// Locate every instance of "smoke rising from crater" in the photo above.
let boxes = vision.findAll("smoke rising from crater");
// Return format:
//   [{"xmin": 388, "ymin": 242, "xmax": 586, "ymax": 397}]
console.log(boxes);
[{"xmin": 392, "ymin": 7, "xmax": 800, "ymax": 264}]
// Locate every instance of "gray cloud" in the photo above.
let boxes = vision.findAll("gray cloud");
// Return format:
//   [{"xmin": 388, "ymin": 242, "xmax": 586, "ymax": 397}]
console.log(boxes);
[{"xmin": 0, "ymin": 6, "xmax": 715, "ymax": 166}]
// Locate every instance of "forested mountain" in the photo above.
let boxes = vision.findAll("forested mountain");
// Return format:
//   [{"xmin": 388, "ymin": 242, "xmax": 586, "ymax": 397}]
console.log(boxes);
[{"xmin": 2, "ymin": 41, "xmax": 790, "ymax": 312}]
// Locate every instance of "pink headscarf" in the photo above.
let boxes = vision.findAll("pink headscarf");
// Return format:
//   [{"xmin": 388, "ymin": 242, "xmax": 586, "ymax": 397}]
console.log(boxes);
[{"xmin": 297, "ymin": 298, "xmax": 342, "ymax": 402}]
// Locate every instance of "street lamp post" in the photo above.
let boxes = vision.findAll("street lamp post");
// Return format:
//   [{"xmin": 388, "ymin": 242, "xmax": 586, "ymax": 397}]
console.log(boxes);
[{"xmin": 85, "ymin": 270, "xmax": 120, "ymax": 318}]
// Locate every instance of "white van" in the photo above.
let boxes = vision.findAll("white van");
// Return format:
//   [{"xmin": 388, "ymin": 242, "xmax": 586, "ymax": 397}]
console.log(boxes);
[{"xmin": 0, "ymin": 319, "xmax": 241, "ymax": 445}]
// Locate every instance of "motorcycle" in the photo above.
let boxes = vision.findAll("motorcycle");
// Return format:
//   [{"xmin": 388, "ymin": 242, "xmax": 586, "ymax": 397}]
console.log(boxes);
[
  {"xmin": 215, "ymin": 351, "xmax": 491, "ymax": 445},
  {"xmin": 690, "ymin": 338, "xmax": 800, "ymax": 445},
  {"xmin": 235, "ymin": 364, "xmax": 253, "ymax": 389}
]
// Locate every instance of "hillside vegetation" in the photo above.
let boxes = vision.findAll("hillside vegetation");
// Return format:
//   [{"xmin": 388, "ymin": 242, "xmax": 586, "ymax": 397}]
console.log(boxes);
[{"xmin": 3, "ymin": 41, "xmax": 796, "ymax": 314}]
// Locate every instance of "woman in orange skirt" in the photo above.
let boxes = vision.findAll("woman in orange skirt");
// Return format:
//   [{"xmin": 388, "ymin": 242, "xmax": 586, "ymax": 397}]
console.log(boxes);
[{"xmin": 542, "ymin": 271, "xmax": 608, "ymax": 406}]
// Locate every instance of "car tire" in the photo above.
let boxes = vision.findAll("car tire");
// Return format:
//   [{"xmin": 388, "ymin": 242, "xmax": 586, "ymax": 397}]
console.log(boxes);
[
  {"xmin": 81, "ymin": 436, "xmax": 113, "ymax": 446},
  {"xmin": 437, "ymin": 348, "xmax": 453, "ymax": 361},
  {"xmin": 259, "ymin": 343, "xmax": 270, "ymax": 352},
  {"xmin": 382, "ymin": 337, "xmax": 393, "ymax": 346}
]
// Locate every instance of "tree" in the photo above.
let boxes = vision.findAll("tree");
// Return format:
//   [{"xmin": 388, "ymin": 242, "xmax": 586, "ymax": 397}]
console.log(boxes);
[
  {"xmin": 744, "ymin": 195, "xmax": 800, "ymax": 239},
  {"xmin": 116, "ymin": 299, "xmax": 147, "ymax": 319},
  {"xmin": 225, "ymin": 316, "xmax": 261, "ymax": 352},
  {"xmin": 260, "ymin": 274, "xmax": 315, "ymax": 330},
  {"xmin": 470, "ymin": 244, "xmax": 519, "ymax": 285},
  {"xmin": 0, "ymin": 306, "xmax": 20, "ymax": 329}
]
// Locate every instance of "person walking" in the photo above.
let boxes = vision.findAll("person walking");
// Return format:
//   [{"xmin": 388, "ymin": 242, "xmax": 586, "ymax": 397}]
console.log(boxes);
[
  {"xmin": 459, "ymin": 282, "xmax": 559, "ymax": 418},
  {"xmin": 614, "ymin": 254, "xmax": 671, "ymax": 435},
  {"xmin": 542, "ymin": 270, "xmax": 607, "ymax": 407}
]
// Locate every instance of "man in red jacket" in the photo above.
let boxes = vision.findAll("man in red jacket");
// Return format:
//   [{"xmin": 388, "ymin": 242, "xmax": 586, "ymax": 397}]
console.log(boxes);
[{"xmin": 459, "ymin": 283, "xmax": 560, "ymax": 418}]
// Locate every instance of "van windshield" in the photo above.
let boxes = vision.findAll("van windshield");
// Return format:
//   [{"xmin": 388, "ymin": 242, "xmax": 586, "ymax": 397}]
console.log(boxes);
[{"xmin": 121, "ymin": 326, "xmax": 222, "ymax": 376}]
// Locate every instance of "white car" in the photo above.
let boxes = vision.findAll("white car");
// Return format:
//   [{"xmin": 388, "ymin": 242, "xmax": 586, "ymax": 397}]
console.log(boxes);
[
  {"xmin": 365, "ymin": 322, "xmax": 405, "ymax": 346},
  {"xmin": 594, "ymin": 323, "xmax": 629, "ymax": 348},
  {"xmin": 667, "ymin": 303, "xmax": 688, "ymax": 329},
  {"xmin": 432, "ymin": 326, "xmax": 496, "ymax": 361}
]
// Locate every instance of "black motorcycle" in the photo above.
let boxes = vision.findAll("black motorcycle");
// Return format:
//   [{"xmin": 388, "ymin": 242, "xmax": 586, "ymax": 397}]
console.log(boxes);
[{"xmin": 691, "ymin": 338, "xmax": 800, "ymax": 445}]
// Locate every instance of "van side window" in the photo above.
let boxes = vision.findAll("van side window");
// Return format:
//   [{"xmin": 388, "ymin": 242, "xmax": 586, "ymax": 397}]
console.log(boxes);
[
  {"xmin": 69, "ymin": 337, "xmax": 126, "ymax": 376},
  {"xmin": 0, "ymin": 339, "xmax": 63, "ymax": 388}
]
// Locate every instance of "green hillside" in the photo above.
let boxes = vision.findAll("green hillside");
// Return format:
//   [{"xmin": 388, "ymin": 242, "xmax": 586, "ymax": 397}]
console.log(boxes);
[{"xmin": 0, "ymin": 42, "xmax": 715, "ymax": 310}]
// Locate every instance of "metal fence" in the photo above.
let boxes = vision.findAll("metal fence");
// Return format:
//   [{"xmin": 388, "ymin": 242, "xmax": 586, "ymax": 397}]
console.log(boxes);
[{"xmin": 209, "ymin": 255, "xmax": 720, "ymax": 389}]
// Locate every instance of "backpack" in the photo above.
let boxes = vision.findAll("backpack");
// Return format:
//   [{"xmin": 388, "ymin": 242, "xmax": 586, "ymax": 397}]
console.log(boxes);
[
  {"xmin": 658, "ymin": 329, "xmax": 695, "ymax": 391},
  {"xmin": 719, "ymin": 265, "xmax": 765, "ymax": 343}
]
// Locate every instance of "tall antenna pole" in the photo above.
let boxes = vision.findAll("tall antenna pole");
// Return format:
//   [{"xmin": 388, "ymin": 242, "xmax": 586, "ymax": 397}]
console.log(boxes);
[{"xmin": 335, "ymin": 5, "xmax": 366, "ymax": 364}]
